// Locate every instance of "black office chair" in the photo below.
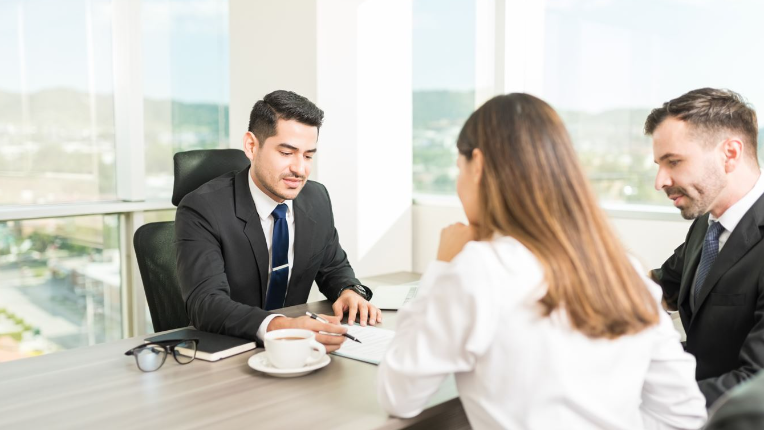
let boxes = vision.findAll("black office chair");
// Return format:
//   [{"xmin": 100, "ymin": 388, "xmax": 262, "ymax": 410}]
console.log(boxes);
[
  {"xmin": 705, "ymin": 371, "xmax": 764, "ymax": 430},
  {"xmin": 134, "ymin": 149, "xmax": 251, "ymax": 332}
]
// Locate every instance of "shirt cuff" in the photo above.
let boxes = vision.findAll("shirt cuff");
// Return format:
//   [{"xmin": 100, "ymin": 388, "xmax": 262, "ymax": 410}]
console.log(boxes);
[{"xmin": 256, "ymin": 314, "xmax": 285, "ymax": 341}]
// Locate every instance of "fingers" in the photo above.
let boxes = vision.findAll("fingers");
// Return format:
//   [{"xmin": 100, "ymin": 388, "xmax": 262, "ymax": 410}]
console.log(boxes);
[
  {"xmin": 368, "ymin": 304, "xmax": 382, "ymax": 325},
  {"xmin": 315, "ymin": 332, "xmax": 346, "ymax": 352},
  {"xmin": 305, "ymin": 318, "xmax": 346, "ymax": 335},
  {"xmin": 324, "ymin": 343, "xmax": 343, "ymax": 353},
  {"xmin": 319, "ymin": 314, "xmax": 342, "ymax": 325},
  {"xmin": 358, "ymin": 302, "xmax": 369, "ymax": 327},
  {"xmin": 332, "ymin": 300, "xmax": 345, "ymax": 319},
  {"xmin": 347, "ymin": 301, "xmax": 358, "ymax": 326}
]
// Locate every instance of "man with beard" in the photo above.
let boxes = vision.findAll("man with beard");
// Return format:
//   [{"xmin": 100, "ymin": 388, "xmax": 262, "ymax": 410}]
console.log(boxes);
[
  {"xmin": 175, "ymin": 90, "xmax": 381, "ymax": 352},
  {"xmin": 646, "ymin": 88, "xmax": 764, "ymax": 408}
]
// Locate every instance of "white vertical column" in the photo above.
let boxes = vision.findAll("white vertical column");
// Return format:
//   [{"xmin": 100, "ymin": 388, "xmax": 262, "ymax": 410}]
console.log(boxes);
[
  {"xmin": 230, "ymin": 0, "xmax": 413, "ymax": 277},
  {"xmin": 318, "ymin": 0, "xmax": 413, "ymax": 276},
  {"xmin": 503, "ymin": 0, "xmax": 546, "ymax": 96},
  {"xmin": 112, "ymin": 0, "xmax": 145, "ymax": 201},
  {"xmin": 475, "ymin": 0, "xmax": 497, "ymax": 107}
]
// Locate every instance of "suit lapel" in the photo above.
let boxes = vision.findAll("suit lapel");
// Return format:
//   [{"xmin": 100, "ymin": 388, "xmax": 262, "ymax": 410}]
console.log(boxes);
[
  {"xmin": 233, "ymin": 167, "xmax": 269, "ymax": 303},
  {"xmin": 678, "ymin": 217, "xmax": 707, "ymax": 320},
  {"xmin": 692, "ymin": 195, "xmax": 764, "ymax": 319},
  {"xmin": 287, "ymin": 194, "xmax": 316, "ymax": 302}
]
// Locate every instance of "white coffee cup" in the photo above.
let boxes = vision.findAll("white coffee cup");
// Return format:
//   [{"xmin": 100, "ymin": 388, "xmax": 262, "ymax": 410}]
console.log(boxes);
[{"xmin": 264, "ymin": 329, "xmax": 326, "ymax": 369}]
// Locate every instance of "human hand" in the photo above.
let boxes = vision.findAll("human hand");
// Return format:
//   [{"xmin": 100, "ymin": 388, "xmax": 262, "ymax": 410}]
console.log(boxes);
[
  {"xmin": 267, "ymin": 314, "xmax": 347, "ymax": 352},
  {"xmin": 437, "ymin": 222, "xmax": 477, "ymax": 262},
  {"xmin": 332, "ymin": 289, "xmax": 382, "ymax": 327}
]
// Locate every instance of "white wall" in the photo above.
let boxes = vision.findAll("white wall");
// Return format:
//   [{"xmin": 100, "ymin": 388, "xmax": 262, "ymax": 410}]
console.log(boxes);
[
  {"xmin": 228, "ymin": 1, "xmax": 318, "ymax": 147},
  {"xmin": 413, "ymin": 202, "xmax": 691, "ymax": 274},
  {"xmin": 229, "ymin": 0, "xmax": 413, "ymax": 279}
]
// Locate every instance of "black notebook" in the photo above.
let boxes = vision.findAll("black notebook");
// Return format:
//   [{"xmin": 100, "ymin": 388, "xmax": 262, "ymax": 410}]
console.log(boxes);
[{"xmin": 145, "ymin": 328, "xmax": 256, "ymax": 362}]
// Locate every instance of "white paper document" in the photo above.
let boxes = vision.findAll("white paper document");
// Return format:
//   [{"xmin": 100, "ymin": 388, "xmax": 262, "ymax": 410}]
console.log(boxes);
[{"xmin": 331, "ymin": 324, "xmax": 395, "ymax": 365}]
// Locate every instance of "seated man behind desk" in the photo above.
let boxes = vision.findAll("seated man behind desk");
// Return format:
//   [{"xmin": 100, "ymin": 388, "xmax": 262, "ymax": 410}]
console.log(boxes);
[
  {"xmin": 176, "ymin": 90, "xmax": 381, "ymax": 351},
  {"xmin": 646, "ymin": 88, "xmax": 764, "ymax": 407}
]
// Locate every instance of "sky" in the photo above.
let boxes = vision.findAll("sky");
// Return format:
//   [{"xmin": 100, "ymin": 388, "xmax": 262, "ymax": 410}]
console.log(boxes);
[
  {"xmin": 1, "ymin": 0, "xmax": 764, "ymax": 113},
  {"xmin": 0, "ymin": 0, "xmax": 229, "ymax": 104}
]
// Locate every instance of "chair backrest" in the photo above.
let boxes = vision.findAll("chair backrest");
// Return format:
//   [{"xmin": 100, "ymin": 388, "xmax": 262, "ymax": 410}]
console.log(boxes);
[
  {"xmin": 136, "ymin": 149, "xmax": 250, "ymax": 332},
  {"xmin": 172, "ymin": 148, "xmax": 251, "ymax": 206},
  {"xmin": 134, "ymin": 221, "xmax": 188, "ymax": 332},
  {"xmin": 706, "ymin": 371, "xmax": 764, "ymax": 430}
]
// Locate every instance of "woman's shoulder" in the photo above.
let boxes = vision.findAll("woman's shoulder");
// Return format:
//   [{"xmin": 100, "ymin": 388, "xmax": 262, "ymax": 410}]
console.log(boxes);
[
  {"xmin": 454, "ymin": 235, "xmax": 539, "ymax": 271},
  {"xmin": 446, "ymin": 235, "xmax": 544, "ymax": 293}
]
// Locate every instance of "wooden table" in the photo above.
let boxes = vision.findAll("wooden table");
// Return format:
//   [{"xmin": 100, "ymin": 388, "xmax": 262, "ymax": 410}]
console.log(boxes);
[{"xmin": 0, "ymin": 273, "xmax": 470, "ymax": 430}]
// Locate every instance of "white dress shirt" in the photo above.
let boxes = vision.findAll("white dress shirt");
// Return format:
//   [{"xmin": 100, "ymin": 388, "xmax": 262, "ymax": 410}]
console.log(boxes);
[
  {"xmin": 710, "ymin": 170, "xmax": 764, "ymax": 252},
  {"xmin": 378, "ymin": 236, "xmax": 707, "ymax": 430},
  {"xmin": 248, "ymin": 169, "xmax": 295, "ymax": 340}
]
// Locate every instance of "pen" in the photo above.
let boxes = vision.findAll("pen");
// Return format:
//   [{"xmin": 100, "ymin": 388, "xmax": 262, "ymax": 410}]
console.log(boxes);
[{"xmin": 306, "ymin": 311, "xmax": 362, "ymax": 343}]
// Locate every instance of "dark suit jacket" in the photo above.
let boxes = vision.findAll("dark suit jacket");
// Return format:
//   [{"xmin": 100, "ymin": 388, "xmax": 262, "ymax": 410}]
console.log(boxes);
[
  {"xmin": 654, "ymin": 193, "xmax": 764, "ymax": 408},
  {"xmin": 175, "ymin": 167, "xmax": 360, "ymax": 340},
  {"xmin": 706, "ymin": 370, "xmax": 764, "ymax": 430}
]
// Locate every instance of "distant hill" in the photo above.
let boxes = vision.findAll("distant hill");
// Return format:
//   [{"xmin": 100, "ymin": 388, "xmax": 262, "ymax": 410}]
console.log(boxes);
[
  {"xmin": 413, "ymin": 90, "xmax": 474, "ymax": 127},
  {"xmin": 0, "ymin": 88, "xmax": 228, "ymax": 138}
]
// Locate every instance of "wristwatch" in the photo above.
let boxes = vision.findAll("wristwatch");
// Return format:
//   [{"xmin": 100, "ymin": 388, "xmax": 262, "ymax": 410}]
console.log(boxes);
[{"xmin": 340, "ymin": 284, "xmax": 373, "ymax": 301}]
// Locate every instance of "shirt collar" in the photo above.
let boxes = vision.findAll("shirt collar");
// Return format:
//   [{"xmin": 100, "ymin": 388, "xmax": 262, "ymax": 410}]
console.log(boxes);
[
  {"xmin": 248, "ymin": 168, "xmax": 293, "ymax": 221},
  {"xmin": 710, "ymin": 170, "xmax": 764, "ymax": 231}
]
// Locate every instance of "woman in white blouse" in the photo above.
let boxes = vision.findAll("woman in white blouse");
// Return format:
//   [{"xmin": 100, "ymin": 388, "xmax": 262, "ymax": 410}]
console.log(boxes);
[{"xmin": 377, "ymin": 94, "xmax": 707, "ymax": 429}]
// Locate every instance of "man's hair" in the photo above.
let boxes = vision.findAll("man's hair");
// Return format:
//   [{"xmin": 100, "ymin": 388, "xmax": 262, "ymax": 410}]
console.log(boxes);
[
  {"xmin": 248, "ymin": 90, "xmax": 324, "ymax": 146},
  {"xmin": 644, "ymin": 88, "xmax": 759, "ymax": 161}
]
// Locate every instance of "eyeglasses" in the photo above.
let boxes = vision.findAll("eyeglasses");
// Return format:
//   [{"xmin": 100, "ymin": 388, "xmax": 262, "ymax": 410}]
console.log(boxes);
[{"xmin": 124, "ymin": 339, "xmax": 199, "ymax": 372}]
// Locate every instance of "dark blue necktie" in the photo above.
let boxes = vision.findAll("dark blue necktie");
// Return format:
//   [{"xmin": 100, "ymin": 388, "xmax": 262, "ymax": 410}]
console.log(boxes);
[
  {"xmin": 264, "ymin": 203, "xmax": 289, "ymax": 311},
  {"xmin": 693, "ymin": 221, "xmax": 724, "ymax": 308}
]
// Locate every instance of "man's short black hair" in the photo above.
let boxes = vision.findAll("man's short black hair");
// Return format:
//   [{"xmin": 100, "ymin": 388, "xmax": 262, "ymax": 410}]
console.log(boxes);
[{"xmin": 248, "ymin": 90, "xmax": 324, "ymax": 146}]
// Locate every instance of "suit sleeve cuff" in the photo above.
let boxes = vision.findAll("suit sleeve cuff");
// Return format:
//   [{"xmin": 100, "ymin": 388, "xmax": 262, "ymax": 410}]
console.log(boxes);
[{"xmin": 256, "ymin": 314, "xmax": 285, "ymax": 341}]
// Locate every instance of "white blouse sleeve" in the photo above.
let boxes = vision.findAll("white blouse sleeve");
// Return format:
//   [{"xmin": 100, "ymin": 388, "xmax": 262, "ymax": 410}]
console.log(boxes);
[
  {"xmin": 377, "ymin": 253, "xmax": 498, "ymax": 418},
  {"xmin": 639, "ymin": 280, "xmax": 707, "ymax": 430}
]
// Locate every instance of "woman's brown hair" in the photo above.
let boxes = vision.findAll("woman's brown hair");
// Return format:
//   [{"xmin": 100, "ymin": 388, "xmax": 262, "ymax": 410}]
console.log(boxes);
[{"xmin": 458, "ymin": 93, "xmax": 658, "ymax": 339}]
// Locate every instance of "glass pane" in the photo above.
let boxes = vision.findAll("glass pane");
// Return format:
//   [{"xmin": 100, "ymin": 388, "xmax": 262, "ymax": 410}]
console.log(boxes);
[
  {"xmin": 0, "ymin": 0, "xmax": 116, "ymax": 205},
  {"xmin": 412, "ymin": 0, "xmax": 476, "ymax": 195},
  {"xmin": 143, "ymin": 209, "xmax": 176, "ymax": 224},
  {"xmin": 143, "ymin": 0, "xmax": 230, "ymax": 200},
  {"xmin": 0, "ymin": 215, "xmax": 121, "ymax": 362},
  {"xmin": 542, "ymin": 0, "xmax": 764, "ymax": 205}
]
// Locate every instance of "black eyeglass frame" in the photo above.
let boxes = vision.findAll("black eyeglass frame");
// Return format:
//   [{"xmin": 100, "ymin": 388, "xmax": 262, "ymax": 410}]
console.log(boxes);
[{"xmin": 124, "ymin": 338, "xmax": 200, "ymax": 372}]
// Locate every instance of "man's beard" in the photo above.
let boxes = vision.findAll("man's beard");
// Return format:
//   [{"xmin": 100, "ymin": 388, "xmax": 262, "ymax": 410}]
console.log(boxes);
[{"xmin": 666, "ymin": 164, "xmax": 725, "ymax": 220}]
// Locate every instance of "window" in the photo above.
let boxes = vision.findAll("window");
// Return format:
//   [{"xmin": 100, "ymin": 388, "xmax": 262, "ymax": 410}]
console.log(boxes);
[
  {"xmin": 542, "ymin": 0, "xmax": 764, "ymax": 205},
  {"xmin": 143, "ymin": 0, "xmax": 230, "ymax": 200},
  {"xmin": 0, "ymin": 0, "xmax": 116, "ymax": 205},
  {"xmin": 0, "ymin": 0, "xmax": 229, "ymax": 363},
  {"xmin": 412, "ymin": 0, "xmax": 764, "ymax": 206},
  {"xmin": 412, "ymin": 0, "xmax": 476, "ymax": 195},
  {"xmin": 0, "ymin": 216, "xmax": 121, "ymax": 361}
]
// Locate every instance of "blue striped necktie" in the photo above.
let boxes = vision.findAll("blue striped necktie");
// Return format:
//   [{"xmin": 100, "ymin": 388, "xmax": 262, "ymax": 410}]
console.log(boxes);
[
  {"xmin": 265, "ymin": 203, "xmax": 289, "ymax": 311},
  {"xmin": 693, "ymin": 221, "xmax": 724, "ymax": 307}
]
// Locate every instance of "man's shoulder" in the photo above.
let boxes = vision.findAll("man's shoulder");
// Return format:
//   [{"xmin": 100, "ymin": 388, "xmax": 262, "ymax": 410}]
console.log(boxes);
[{"xmin": 177, "ymin": 171, "xmax": 237, "ymax": 208}]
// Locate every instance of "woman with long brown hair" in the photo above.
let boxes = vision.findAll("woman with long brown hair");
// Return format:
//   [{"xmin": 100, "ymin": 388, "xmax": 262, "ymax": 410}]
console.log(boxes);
[{"xmin": 377, "ymin": 94, "xmax": 706, "ymax": 429}]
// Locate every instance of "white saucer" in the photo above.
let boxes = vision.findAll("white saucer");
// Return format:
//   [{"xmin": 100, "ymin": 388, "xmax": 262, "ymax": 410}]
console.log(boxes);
[{"xmin": 247, "ymin": 351, "xmax": 331, "ymax": 378}]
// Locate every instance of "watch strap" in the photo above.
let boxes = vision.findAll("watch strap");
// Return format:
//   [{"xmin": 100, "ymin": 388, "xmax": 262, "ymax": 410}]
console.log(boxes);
[{"xmin": 340, "ymin": 284, "xmax": 372, "ymax": 301}]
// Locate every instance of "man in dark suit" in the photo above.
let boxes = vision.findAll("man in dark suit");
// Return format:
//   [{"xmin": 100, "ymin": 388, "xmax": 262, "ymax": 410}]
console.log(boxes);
[
  {"xmin": 646, "ymin": 88, "xmax": 764, "ymax": 407},
  {"xmin": 175, "ymin": 90, "xmax": 381, "ymax": 351}
]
